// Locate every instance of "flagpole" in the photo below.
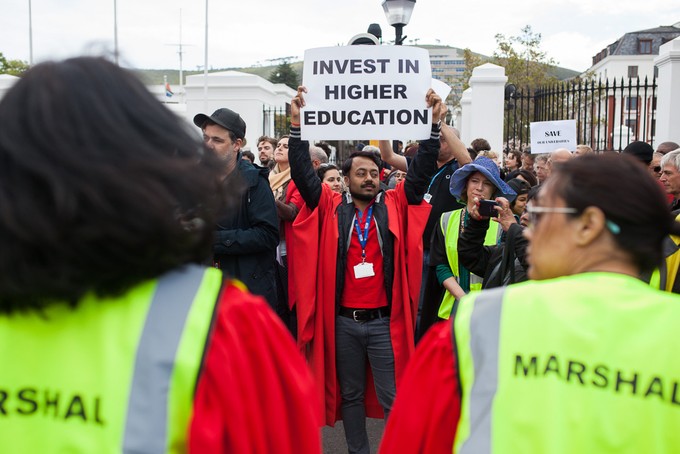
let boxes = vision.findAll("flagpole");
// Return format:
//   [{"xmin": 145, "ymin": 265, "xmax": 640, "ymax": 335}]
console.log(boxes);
[
  {"xmin": 28, "ymin": 0, "xmax": 34, "ymax": 65},
  {"xmin": 179, "ymin": 9, "xmax": 184, "ymax": 102},
  {"xmin": 113, "ymin": 0, "xmax": 119, "ymax": 65},
  {"xmin": 203, "ymin": 0, "xmax": 209, "ymax": 111}
]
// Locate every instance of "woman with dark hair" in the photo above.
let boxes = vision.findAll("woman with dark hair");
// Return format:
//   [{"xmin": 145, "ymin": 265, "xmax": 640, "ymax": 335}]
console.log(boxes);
[
  {"xmin": 507, "ymin": 177, "xmax": 531, "ymax": 217},
  {"xmin": 269, "ymin": 134, "xmax": 304, "ymax": 333},
  {"xmin": 0, "ymin": 57, "xmax": 319, "ymax": 453},
  {"xmin": 504, "ymin": 149, "xmax": 522, "ymax": 173},
  {"xmin": 381, "ymin": 153, "xmax": 680, "ymax": 453},
  {"xmin": 317, "ymin": 163, "xmax": 343, "ymax": 193}
]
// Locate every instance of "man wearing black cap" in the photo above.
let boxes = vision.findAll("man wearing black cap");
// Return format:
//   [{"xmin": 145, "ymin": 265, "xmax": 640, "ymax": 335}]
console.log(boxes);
[
  {"xmin": 194, "ymin": 108, "xmax": 280, "ymax": 308},
  {"xmin": 622, "ymin": 140, "xmax": 654, "ymax": 166}
]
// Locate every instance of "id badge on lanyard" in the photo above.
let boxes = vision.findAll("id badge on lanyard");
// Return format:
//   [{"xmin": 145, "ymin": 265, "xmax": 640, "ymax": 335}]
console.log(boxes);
[{"xmin": 353, "ymin": 206, "xmax": 376, "ymax": 279}]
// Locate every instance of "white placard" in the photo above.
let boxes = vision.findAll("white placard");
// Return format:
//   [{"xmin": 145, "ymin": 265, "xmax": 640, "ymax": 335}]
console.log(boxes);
[
  {"xmin": 530, "ymin": 120, "xmax": 577, "ymax": 153},
  {"xmin": 431, "ymin": 78, "xmax": 452, "ymax": 100},
  {"xmin": 301, "ymin": 46, "xmax": 432, "ymax": 141}
]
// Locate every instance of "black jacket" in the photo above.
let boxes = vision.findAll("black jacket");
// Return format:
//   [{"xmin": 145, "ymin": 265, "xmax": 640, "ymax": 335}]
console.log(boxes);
[
  {"xmin": 289, "ymin": 125, "xmax": 440, "ymax": 308},
  {"xmin": 213, "ymin": 158, "xmax": 279, "ymax": 307},
  {"xmin": 458, "ymin": 217, "xmax": 528, "ymax": 288}
]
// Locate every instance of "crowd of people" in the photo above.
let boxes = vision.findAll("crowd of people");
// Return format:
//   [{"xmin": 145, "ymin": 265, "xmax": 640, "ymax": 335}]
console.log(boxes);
[{"xmin": 2, "ymin": 56, "xmax": 680, "ymax": 453}]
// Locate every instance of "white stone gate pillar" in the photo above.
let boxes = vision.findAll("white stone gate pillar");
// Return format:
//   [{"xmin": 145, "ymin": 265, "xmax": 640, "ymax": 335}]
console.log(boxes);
[
  {"xmin": 466, "ymin": 63, "xmax": 508, "ymax": 152},
  {"xmin": 654, "ymin": 36, "xmax": 680, "ymax": 144},
  {"xmin": 460, "ymin": 88, "xmax": 472, "ymax": 145}
]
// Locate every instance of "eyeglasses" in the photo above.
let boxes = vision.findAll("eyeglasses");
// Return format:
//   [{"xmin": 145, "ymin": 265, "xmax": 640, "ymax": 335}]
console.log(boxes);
[
  {"xmin": 653, "ymin": 166, "xmax": 662, "ymax": 173},
  {"xmin": 525, "ymin": 206, "xmax": 578, "ymax": 228},
  {"xmin": 525, "ymin": 205, "xmax": 621, "ymax": 234}
]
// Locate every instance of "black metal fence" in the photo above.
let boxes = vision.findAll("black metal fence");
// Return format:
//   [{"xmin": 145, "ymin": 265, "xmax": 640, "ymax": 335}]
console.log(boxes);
[
  {"xmin": 504, "ymin": 77, "xmax": 657, "ymax": 152},
  {"xmin": 262, "ymin": 105, "xmax": 291, "ymax": 139}
]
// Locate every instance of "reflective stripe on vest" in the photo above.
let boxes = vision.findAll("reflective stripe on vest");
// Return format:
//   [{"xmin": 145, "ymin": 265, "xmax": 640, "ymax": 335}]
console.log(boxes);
[
  {"xmin": 438, "ymin": 210, "xmax": 500, "ymax": 319},
  {"xmin": 452, "ymin": 273, "xmax": 680, "ymax": 453},
  {"xmin": 123, "ymin": 265, "xmax": 215, "ymax": 453},
  {"xmin": 0, "ymin": 264, "xmax": 221, "ymax": 453},
  {"xmin": 453, "ymin": 287, "xmax": 505, "ymax": 454}
]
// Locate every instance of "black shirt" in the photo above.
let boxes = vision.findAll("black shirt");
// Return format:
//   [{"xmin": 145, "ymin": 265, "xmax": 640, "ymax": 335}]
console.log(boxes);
[{"xmin": 422, "ymin": 159, "xmax": 464, "ymax": 249}]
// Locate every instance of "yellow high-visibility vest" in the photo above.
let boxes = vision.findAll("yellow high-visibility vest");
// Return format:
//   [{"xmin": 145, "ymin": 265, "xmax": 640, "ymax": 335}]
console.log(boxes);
[
  {"xmin": 0, "ymin": 265, "xmax": 222, "ymax": 453},
  {"xmin": 438, "ymin": 209, "xmax": 499, "ymax": 319},
  {"xmin": 453, "ymin": 273, "xmax": 680, "ymax": 453}
]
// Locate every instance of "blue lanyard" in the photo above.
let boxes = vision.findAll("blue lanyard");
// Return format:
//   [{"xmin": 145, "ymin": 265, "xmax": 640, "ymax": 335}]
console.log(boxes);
[
  {"xmin": 354, "ymin": 206, "xmax": 373, "ymax": 261},
  {"xmin": 425, "ymin": 162, "xmax": 453, "ymax": 195}
]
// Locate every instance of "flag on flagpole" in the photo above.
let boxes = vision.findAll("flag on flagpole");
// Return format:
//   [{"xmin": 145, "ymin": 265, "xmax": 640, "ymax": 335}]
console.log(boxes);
[{"xmin": 163, "ymin": 75, "xmax": 173, "ymax": 98}]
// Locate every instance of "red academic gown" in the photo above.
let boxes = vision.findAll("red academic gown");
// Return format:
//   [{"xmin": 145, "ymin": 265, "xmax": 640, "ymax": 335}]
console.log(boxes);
[
  {"xmin": 292, "ymin": 182, "xmax": 430, "ymax": 426},
  {"xmin": 189, "ymin": 281, "xmax": 321, "ymax": 453},
  {"xmin": 379, "ymin": 320, "xmax": 460, "ymax": 453}
]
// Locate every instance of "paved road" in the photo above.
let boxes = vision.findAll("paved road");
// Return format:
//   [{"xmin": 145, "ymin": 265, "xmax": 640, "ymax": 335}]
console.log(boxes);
[{"xmin": 322, "ymin": 418, "xmax": 385, "ymax": 454}]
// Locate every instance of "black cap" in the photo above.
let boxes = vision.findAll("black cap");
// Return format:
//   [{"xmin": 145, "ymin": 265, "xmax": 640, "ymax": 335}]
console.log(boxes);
[
  {"xmin": 622, "ymin": 141, "xmax": 654, "ymax": 165},
  {"xmin": 193, "ymin": 108, "xmax": 246, "ymax": 140},
  {"xmin": 507, "ymin": 178, "xmax": 531, "ymax": 196}
]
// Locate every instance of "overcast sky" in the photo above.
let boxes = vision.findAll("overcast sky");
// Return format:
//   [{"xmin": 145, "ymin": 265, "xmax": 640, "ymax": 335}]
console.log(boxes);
[{"xmin": 2, "ymin": 0, "xmax": 679, "ymax": 75}]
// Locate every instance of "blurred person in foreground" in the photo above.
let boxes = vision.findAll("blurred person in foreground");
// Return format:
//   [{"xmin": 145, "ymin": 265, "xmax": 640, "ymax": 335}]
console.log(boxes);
[
  {"xmin": 0, "ymin": 57, "xmax": 320, "ymax": 453},
  {"xmin": 380, "ymin": 153, "xmax": 680, "ymax": 454}
]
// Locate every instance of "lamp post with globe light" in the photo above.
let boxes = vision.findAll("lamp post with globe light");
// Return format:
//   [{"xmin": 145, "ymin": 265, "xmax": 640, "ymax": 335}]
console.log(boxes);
[{"xmin": 381, "ymin": 0, "xmax": 416, "ymax": 45}]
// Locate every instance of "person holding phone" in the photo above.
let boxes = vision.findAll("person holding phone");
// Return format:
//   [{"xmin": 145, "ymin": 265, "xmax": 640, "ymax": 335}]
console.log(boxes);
[{"xmin": 425, "ymin": 157, "xmax": 516, "ymax": 322}]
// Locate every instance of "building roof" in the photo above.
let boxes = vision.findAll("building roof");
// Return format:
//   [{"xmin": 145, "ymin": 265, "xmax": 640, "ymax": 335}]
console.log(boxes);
[
  {"xmin": 591, "ymin": 22, "xmax": 680, "ymax": 66},
  {"xmin": 634, "ymin": 23, "xmax": 680, "ymax": 34}
]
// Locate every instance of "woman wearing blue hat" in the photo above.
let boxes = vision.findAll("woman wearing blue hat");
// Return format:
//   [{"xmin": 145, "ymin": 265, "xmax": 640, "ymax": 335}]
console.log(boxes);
[{"xmin": 428, "ymin": 157, "xmax": 516, "ymax": 319}]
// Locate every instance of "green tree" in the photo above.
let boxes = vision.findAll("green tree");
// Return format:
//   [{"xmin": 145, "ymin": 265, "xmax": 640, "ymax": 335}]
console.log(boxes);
[
  {"xmin": 461, "ymin": 26, "xmax": 562, "ymax": 148},
  {"xmin": 0, "ymin": 52, "xmax": 30, "ymax": 76},
  {"xmin": 268, "ymin": 61, "xmax": 299, "ymax": 90},
  {"xmin": 462, "ymin": 25, "xmax": 558, "ymax": 89}
]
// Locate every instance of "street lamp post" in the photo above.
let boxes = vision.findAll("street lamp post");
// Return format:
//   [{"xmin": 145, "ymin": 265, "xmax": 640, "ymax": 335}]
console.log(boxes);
[{"xmin": 381, "ymin": 0, "xmax": 416, "ymax": 45}]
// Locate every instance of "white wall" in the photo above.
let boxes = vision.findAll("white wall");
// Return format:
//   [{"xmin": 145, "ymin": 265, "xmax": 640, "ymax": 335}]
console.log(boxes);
[
  {"xmin": 0, "ymin": 74, "xmax": 19, "ymax": 103},
  {"xmin": 654, "ymin": 37, "xmax": 680, "ymax": 144},
  {"xmin": 588, "ymin": 55, "xmax": 656, "ymax": 81},
  {"xmin": 183, "ymin": 71, "xmax": 296, "ymax": 147}
]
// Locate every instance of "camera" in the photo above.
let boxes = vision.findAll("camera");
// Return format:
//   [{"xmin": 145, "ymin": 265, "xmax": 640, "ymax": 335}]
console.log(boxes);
[{"xmin": 478, "ymin": 199, "xmax": 499, "ymax": 217}]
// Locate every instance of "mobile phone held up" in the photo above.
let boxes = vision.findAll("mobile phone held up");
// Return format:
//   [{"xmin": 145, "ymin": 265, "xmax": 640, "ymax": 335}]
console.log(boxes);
[{"xmin": 478, "ymin": 199, "xmax": 499, "ymax": 217}]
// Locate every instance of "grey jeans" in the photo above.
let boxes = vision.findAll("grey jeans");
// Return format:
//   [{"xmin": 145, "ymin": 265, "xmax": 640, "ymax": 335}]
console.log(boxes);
[{"xmin": 335, "ymin": 313, "xmax": 396, "ymax": 454}]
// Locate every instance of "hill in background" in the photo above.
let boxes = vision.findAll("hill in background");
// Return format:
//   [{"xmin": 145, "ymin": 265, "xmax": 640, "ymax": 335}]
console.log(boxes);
[
  {"xmin": 135, "ymin": 52, "xmax": 578, "ymax": 87},
  {"xmin": 135, "ymin": 61, "xmax": 304, "ymax": 87}
]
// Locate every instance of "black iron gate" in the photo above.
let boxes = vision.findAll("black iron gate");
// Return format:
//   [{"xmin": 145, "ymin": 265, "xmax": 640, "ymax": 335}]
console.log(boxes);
[
  {"xmin": 504, "ymin": 77, "xmax": 657, "ymax": 152},
  {"xmin": 262, "ymin": 105, "xmax": 291, "ymax": 139}
]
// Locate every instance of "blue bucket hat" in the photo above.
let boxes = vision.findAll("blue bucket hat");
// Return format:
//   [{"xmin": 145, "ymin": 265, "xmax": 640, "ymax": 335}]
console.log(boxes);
[{"xmin": 449, "ymin": 157, "xmax": 517, "ymax": 203}]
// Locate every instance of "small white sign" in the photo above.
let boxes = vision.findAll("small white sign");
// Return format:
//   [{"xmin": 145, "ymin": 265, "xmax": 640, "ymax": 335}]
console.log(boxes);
[
  {"xmin": 301, "ymin": 46, "xmax": 432, "ymax": 141},
  {"xmin": 529, "ymin": 120, "xmax": 577, "ymax": 154}
]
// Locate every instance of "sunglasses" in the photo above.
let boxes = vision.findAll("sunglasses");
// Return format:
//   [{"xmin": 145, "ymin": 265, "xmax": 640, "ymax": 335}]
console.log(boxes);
[{"xmin": 653, "ymin": 166, "xmax": 661, "ymax": 173}]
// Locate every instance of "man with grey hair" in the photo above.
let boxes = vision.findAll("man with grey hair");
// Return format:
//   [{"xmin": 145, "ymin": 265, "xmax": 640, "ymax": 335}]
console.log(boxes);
[
  {"xmin": 534, "ymin": 154, "xmax": 550, "ymax": 184},
  {"xmin": 309, "ymin": 145, "xmax": 329, "ymax": 170},
  {"xmin": 660, "ymin": 149, "xmax": 680, "ymax": 212}
]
